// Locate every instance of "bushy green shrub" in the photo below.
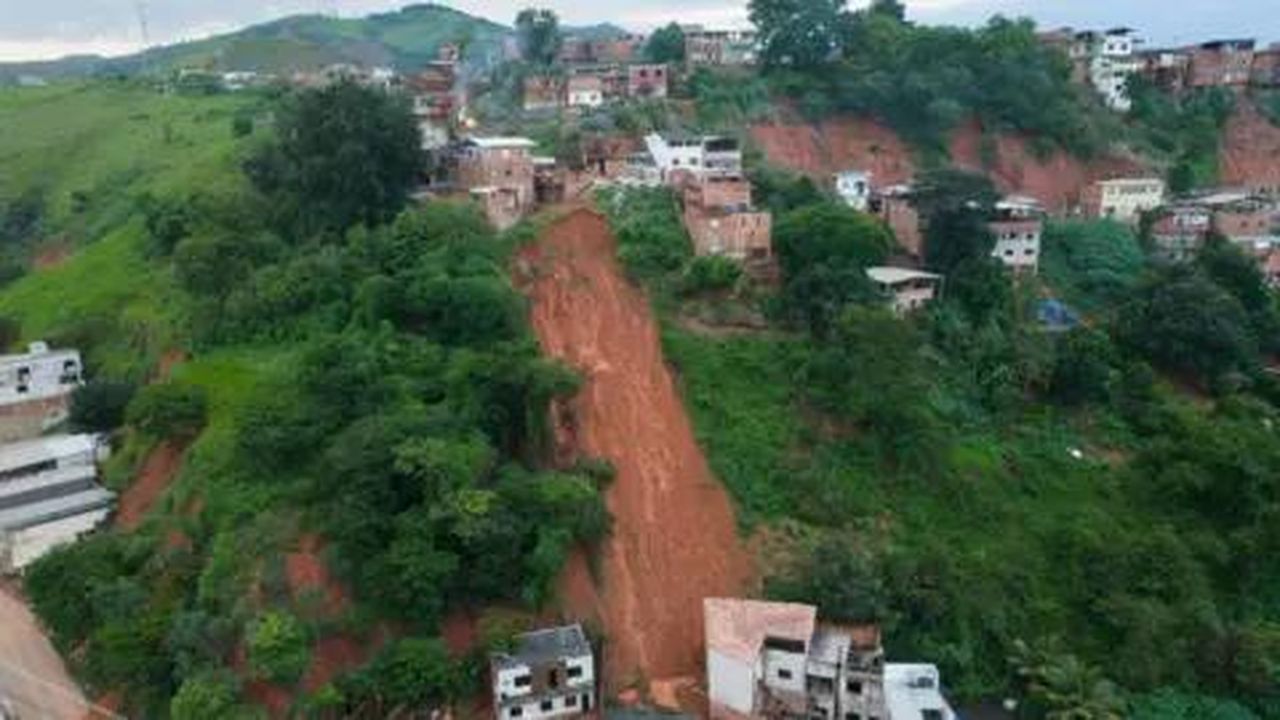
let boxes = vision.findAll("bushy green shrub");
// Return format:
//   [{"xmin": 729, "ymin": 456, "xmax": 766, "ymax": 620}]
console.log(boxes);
[
  {"xmin": 247, "ymin": 611, "xmax": 310, "ymax": 684},
  {"xmin": 126, "ymin": 382, "xmax": 209, "ymax": 441},
  {"xmin": 70, "ymin": 379, "xmax": 137, "ymax": 432}
]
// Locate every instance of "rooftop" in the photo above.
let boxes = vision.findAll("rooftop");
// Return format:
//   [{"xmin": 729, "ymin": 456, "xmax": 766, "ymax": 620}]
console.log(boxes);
[
  {"xmin": 867, "ymin": 267, "xmax": 942, "ymax": 286},
  {"xmin": 463, "ymin": 137, "xmax": 537, "ymax": 150},
  {"xmin": 492, "ymin": 624, "xmax": 592, "ymax": 671},
  {"xmin": 0, "ymin": 487, "xmax": 114, "ymax": 532},
  {"xmin": 0, "ymin": 342, "xmax": 78, "ymax": 367},
  {"xmin": 704, "ymin": 597, "xmax": 817, "ymax": 664},
  {"xmin": 885, "ymin": 663, "xmax": 956, "ymax": 720},
  {"xmin": 0, "ymin": 465, "xmax": 98, "ymax": 509},
  {"xmin": 0, "ymin": 434, "xmax": 99, "ymax": 477}
]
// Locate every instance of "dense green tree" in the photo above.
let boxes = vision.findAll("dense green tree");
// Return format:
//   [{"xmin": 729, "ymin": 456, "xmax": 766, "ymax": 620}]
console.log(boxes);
[
  {"xmin": 749, "ymin": 0, "xmax": 848, "ymax": 69},
  {"xmin": 1199, "ymin": 236, "xmax": 1280, "ymax": 354},
  {"xmin": 170, "ymin": 672, "xmax": 247, "ymax": 720},
  {"xmin": 1010, "ymin": 640, "xmax": 1128, "ymax": 719},
  {"xmin": 774, "ymin": 201, "xmax": 893, "ymax": 335},
  {"xmin": 805, "ymin": 306, "xmax": 946, "ymax": 470},
  {"xmin": 247, "ymin": 611, "xmax": 309, "ymax": 683},
  {"xmin": 645, "ymin": 23, "xmax": 686, "ymax": 64},
  {"xmin": 126, "ymin": 382, "xmax": 209, "ymax": 441},
  {"xmin": 70, "ymin": 379, "xmax": 137, "ymax": 432},
  {"xmin": 868, "ymin": 0, "xmax": 906, "ymax": 22},
  {"xmin": 769, "ymin": 535, "xmax": 886, "ymax": 623},
  {"xmin": 139, "ymin": 192, "xmax": 197, "ymax": 256},
  {"xmin": 245, "ymin": 79, "xmax": 420, "ymax": 234},
  {"xmin": 1049, "ymin": 328, "xmax": 1120, "ymax": 406},
  {"xmin": 516, "ymin": 9, "xmax": 563, "ymax": 66},
  {"xmin": 1116, "ymin": 268, "xmax": 1258, "ymax": 384}
]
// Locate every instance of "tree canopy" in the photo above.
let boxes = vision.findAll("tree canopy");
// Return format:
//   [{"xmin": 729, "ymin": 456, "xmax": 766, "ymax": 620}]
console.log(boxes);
[{"xmin": 515, "ymin": 8, "xmax": 563, "ymax": 66}]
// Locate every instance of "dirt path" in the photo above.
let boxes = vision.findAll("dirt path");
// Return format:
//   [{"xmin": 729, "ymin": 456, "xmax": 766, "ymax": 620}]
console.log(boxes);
[
  {"xmin": 0, "ymin": 583, "xmax": 97, "ymax": 719},
  {"xmin": 519, "ymin": 209, "xmax": 755, "ymax": 694},
  {"xmin": 116, "ymin": 441, "xmax": 185, "ymax": 531}
]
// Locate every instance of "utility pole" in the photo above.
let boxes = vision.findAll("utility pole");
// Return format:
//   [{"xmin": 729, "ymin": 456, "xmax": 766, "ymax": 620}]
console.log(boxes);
[{"xmin": 135, "ymin": 0, "xmax": 153, "ymax": 77}]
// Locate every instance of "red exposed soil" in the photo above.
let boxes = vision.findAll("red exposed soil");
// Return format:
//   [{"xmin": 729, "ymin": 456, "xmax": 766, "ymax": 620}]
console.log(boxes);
[
  {"xmin": 751, "ymin": 116, "xmax": 1146, "ymax": 212},
  {"xmin": 519, "ymin": 210, "xmax": 756, "ymax": 693},
  {"xmin": 32, "ymin": 244, "xmax": 71, "ymax": 271},
  {"xmin": 284, "ymin": 533, "xmax": 348, "ymax": 617},
  {"xmin": 116, "ymin": 441, "xmax": 185, "ymax": 531},
  {"xmin": 1220, "ymin": 98, "xmax": 1280, "ymax": 193},
  {"xmin": 155, "ymin": 349, "xmax": 188, "ymax": 380}
]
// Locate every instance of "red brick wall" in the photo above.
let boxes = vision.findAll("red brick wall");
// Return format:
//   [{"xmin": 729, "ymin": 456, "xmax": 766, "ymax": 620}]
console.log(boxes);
[{"xmin": 1213, "ymin": 208, "xmax": 1277, "ymax": 238}]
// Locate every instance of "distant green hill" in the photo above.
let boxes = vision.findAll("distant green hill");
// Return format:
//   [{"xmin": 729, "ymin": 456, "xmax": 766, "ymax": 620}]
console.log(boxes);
[{"xmin": 0, "ymin": 3, "xmax": 513, "ymax": 81}]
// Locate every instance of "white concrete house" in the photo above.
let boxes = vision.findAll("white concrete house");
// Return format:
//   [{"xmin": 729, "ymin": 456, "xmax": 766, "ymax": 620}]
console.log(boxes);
[
  {"xmin": 989, "ymin": 196, "xmax": 1044, "ymax": 275},
  {"xmin": 834, "ymin": 171, "xmax": 873, "ymax": 212},
  {"xmin": 492, "ymin": 624, "xmax": 595, "ymax": 720},
  {"xmin": 867, "ymin": 267, "xmax": 943, "ymax": 315},
  {"xmin": 0, "ymin": 434, "xmax": 112, "ymax": 574},
  {"xmin": 0, "ymin": 342, "xmax": 81, "ymax": 407},
  {"xmin": 885, "ymin": 664, "xmax": 957, "ymax": 720},
  {"xmin": 644, "ymin": 134, "xmax": 742, "ymax": 182},
  {"xmin": 1082, "ymin": 28, "xmax": 1143, "ymax": 112},
  {"xmin": 1088, "ymin": 178, "xmax": 1166, "ymax": 223}
]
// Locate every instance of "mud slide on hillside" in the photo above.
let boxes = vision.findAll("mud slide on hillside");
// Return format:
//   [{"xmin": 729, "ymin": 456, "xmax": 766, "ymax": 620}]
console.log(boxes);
[
  {"xmin": 1220, "ymin": 99, "xmax": 1280, "ymax": 192},
  {"xmin": 519, "ymin": 210, "xmax": 755, "ymax": 692},
  {"xmin": 116, "ymin": 441, "xmax": 186, "ymax": 531}
]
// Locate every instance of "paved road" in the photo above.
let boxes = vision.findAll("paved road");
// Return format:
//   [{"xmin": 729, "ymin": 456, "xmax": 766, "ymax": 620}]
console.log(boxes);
[{"xmin": 0, "ymin": 582, "xmax": 95, "ymax": 720}]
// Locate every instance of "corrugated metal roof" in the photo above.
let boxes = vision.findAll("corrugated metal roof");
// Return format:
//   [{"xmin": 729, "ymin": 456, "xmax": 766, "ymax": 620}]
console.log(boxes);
[
  {"xmin": 0, "ymin": 488, "xmax": 114, "ymax": 532},
  {"xmin": 463, "ymin": 136, "xmax": 537, "ymax": 149},
  {"xmin": 867, "ymin": 267, "xmax": 942, "ymax": 285},
  {"xmin": 492, "ymin": 624, "xmax": 592, "ymax": 670}
]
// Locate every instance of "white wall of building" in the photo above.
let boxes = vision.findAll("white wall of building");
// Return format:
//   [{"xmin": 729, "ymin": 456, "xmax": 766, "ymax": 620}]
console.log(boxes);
[
  {"xmin": 0, "ymin": 345, "xmax": 81, "ymax": 406},
  {"xmin": 1, "ymin": 508, "xmax": 111, "ymax": 573},
  {"xmin": 1099, "ymin": 180, "xmax": 1166, "ymax": 223},
  {"xmin": 707, "ymin": 649, "xmax": 756, "ymax": 717},
  {"xmin": 991, "ymin": 228, "xmax": 1041, "ymax": 273},
  {"xmin": 835, "ymin": 171, "xmax": 872, "ymax": 211},
  {"xmin": 568, "ymin": 89, "xmax": 603, "ymax": 108}
]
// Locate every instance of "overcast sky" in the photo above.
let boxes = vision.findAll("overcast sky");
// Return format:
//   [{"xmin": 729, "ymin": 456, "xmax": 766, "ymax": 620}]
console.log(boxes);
[{"xmin": 0, "ymin": 0, "xmax": 1276, "ymax": 62}]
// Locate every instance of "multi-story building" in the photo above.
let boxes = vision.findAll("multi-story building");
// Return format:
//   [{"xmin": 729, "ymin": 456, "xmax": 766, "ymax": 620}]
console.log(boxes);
[
  {"xmin": 1150, "ymin": 204, "xmax": 1212, "ymax": 262},
  {"xmin": 870, "ymin": 185, "xmax": 923, "ymax": 259},
  {"xmin": 0, "ymin": 342, "xmax": 82, "ymax": 443},
  {"xmin": 627, "ymin": 64, "xmax": 670, "ymax": 99},
  {"xmin": 988, "ymin": 196, "xmax": 1044, "ymax": 275},
  {"xmin": 644, "ymin": 134, "xmax": 743, "ymax": 182},
  {"xmin": 704, "ymin": 598, "xmax": 956, "ymax": 720},
  {"xmin": 833, "ymin": 170, "xmax": 873, "ymax": 212},
  {"xmin": 566, "ymin": 74, "xmax": 605, "ymax": 108},
  {"xmin": 682, "ymin": 175, "xmax": 773, "ymax": 263},
  {"xmin": 404, "ymin": 47, "xmax": 465, "ymax": 150},
  {"xmin": 684, "ymin": 27, "xmax": 760, "ymax": 67},
  {"xmin": 867, "ymin": 267, "xmax": 943, "ymax": 315},
  {"xmin": 1137, "ymin": 48, "xmax": 1191, "ymax": 92},
  {"xmin": 491, "ymin": 624, "xmax": 595, "ymax": 720},
  {"xmin": 1189, "ymin": 39, "xmax": 1257, "ymax": 88},
  {"xmin": 1083, "ymin": 177, "xmax": 1166, "ymax": 223},
  {"xmin": 1069, "ymin": 28, "xmax": 1142, "ymax": 111},
  {"xmin": 523, "ymin": 75, "xmax": 564, "ymax": 112},
  {"xmin": 0, "ymin": 433, "xmax": 112, "ymax": 574},
  {"xmin": 455, "ymin": 137, "xmax": 538, "ymax": 230}
]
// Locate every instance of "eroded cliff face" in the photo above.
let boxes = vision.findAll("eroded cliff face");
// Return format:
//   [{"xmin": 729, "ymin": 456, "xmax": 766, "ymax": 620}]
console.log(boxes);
[
  {"xmin": 752, "ymin": 105, "xmax": 1280, "ymax": 209},
  {"xmin": 1220, "ymin": 98, "xmax": 1280, "ymax": 195}
]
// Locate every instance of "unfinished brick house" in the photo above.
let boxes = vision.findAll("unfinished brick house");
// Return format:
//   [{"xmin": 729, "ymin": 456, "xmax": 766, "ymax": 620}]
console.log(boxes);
[
  {"xmin": 1189, "ymin": 39, "xmax": 1257, "ymax": 88},
  {"xmin": 455, "ymin": 137, "xmax": 537, "ymax": 230},
  {"xmin": 681, "ymin": 175, "xmax": 773, "ymax": 264},
  {"xmin": 0, "ymin": 343, "xmax": 82, "ymax": 443},
  {"xmin": 1137, "ymin": 48, "xmax": 1191, "ymax": 92},
  {"xmin": 1150, "ymin": 204, "xmax": 1212, "ymax": 262},
  {"xmin": 870, "ymin": 185, "xmax": 924, "ymax": 259},
  {"xmin": 627, "ymin": 64, "xmax": 669, "ymax": 99},
  {"xmin": 523, "ymin": 75, "xmax": 564, "ymax": 112},
  {"xmin": 1252, "ymin": 46, "xmax": 1280, "ymax": 88},
  {"xmin": 684, "ymin": 27, "xmax": 759, "ymax": 66},
  {"xmin": 566, "ymin": 74, "xmax": 604, "ymax": 108}
]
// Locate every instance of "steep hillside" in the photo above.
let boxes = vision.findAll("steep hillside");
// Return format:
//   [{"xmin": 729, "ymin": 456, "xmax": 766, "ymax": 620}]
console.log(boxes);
[
  {"xmin": 1221, "ymin": 97, "xmax": 1280, "ymax": 192},
  {"xmin": 751, "ymin": 116, "xmax": 1147, "ymax": 211}
]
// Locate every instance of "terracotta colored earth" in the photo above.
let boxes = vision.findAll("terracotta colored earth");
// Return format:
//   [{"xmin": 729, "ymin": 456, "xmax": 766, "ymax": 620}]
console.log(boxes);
[
  {"xmin": 751, "ymin": 116, "xmax": 1146, "ymax": 212},
  {"xmin": 519, "ymin": 209, "xmax": 756, "ymax": 692},
  {"xmin": 285, "ymin": 533, "xmax": 348, "ymax": 617},
  {"xmin": 32, "ymin": 244, "xmax": 71, "ymax": 271},
  {"xmin": 116, "ymin": 441, "xmax": 186, "ymax": 531},
  {"xmin": 1220, "ymin": 98, "xmax": 1280, "ymax": 193},
  {"xmin": 0, "ymin": 582, "xmax": 95, "ymax": 719}
]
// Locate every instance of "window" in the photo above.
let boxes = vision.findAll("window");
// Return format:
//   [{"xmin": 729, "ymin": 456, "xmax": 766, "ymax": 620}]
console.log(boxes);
[
  {"xmin": 778, "ymin": 668, "xmax": 793, "ymax": 680},
  {"xmin": 510, "ymin": 706, "xmax": 523, "ymax": 718},
  {"xmin": 845, "ymin": 714, "xmax": 862, "ymax": 720},
  {"xmin": 514, "ymin": 675, "xmax": 532, "ymax": 688},
  {"xmin": 847, "ymin": 680, "xmax": 863, "ymax": 695},
  {"xmin": 922, "ymin": 711, "xmax": 944, "ymax": 720},
  {"xmin": 541, "ymin": 700, "xmax": 553, "ymax": 712},
  {"xmin": 568, "ymin": 666, "xmax": 583, "ymax": 679},
  {"xmin": 566, "ymin": 695, "xmax": 578, "ymax": 707}
]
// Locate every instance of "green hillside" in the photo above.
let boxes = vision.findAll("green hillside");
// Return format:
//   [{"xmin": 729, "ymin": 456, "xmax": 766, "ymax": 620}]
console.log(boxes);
[{"xmin": 0, "ymin": 4, "xmax": 511, "ymax": 81}]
